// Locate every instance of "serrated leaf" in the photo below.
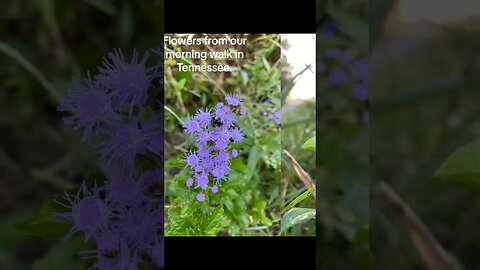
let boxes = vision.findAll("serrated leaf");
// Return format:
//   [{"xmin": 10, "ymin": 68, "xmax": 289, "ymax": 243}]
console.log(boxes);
[
  {"xmin": 200, "ymin": 207, "xmax": 226, "ymax": 235},
  {"xmin": 302, "ymin": 136, "xmax": 316, "ymax": 152},
  {"xmin": 281, "ymin": 208, "xmax": 316, "ymax": 231},
  {"xmin": 180, "ymin": 191, "xmax": 200, "ymax": 218},
  {"xmin": 436, "ymin": 138, "xmax": 480, "ymax": 189}
]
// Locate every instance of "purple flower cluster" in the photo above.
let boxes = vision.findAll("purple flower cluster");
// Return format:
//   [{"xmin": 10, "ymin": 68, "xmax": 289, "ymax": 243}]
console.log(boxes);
[
  {"xmin": 318, "ymin": 22, "xmax": 369, "ymax": 124},
  {"xmin": 56, "ymin": 47, "xmax": 164, "ymax": 269},
  {"xmin": 183, "ymin": 94, "xmax": 245, "ymax": 201},
  {"xmin": 263, "ymin": 99, "xmax": 281, "ymax": 129}
]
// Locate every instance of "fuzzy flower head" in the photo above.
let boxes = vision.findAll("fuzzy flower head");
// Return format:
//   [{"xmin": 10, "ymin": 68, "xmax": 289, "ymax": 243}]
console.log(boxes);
[
  {"xmin": 263, "ymin": 102, "xmax": 281, "ymax": 128},
  {"xmin": 225, "ymin": 93, "xmax": 242, "ymax": 106},
  {"xmin": 54, "ymin": 182, "xmax": 111, "ymax": 242},
  {"xmin": 97, "ymin": 49, "xmax": 153, "ymax": 113},
  {"xmin": 58, "ymin": 76, "xmax": 116, "ymax": 141},
  {"xmin": 95, "ymin": 121, "xmax": 156, "ymax": 170}
]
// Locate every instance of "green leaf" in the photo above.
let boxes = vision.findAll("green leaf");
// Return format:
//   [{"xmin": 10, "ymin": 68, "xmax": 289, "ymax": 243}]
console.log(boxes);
[
  {"xmin": 230, "ymin": 158, "xmax": 248, "ymax": 173},
  {"xmin": 200, "ymin": 207, "xmax": 227, "ymax": 235},
  {"xmin": 281, "ymin": 208, "xmax": 316, "ymax": 231},
  {"xmin": 85, "ymin": 0, "xmax": 115, "ymax": 15},
  {"xmin": 281, "ymin": 185, "xmax": 316, "ymax": 215},
  {"xmin": 246, "ymin": 145, "xmax": 261, "ymax": 180},
  {"xmin": 14, "ymin": 201, "xmax": 71, "ymax": 239},
  {"xmin": 301, "ymin": 136, "xmax": 316, "ymax": 152},
  {"xmin": 436, "ymin": 138, "xmax": 480, "ymax": 189}
]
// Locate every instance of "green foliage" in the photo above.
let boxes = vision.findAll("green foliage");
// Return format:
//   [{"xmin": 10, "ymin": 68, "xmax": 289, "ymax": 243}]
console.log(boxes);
[
  {"xmin": 281, "ymin": 186, "xmax": 316, "ymax": 215},
  {"xmin": 14, "ymin": 200, "xmax": 70, "ymax": 239},
  {"xmin": 302, "ymin": 136, "xmax": 316, "ymax": 152},
  {"xmin": 436, "ymin": 138, "xmax": 480, "ymax": 190},
  {"xmin": 281, "ymin": 208, "xmax": 316, "ymax": 231}
]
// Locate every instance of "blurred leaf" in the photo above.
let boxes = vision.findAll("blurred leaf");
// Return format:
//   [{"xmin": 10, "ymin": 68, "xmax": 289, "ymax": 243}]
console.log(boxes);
[
  {"xmin": 246, "ymin": 145, "xmax": 261, "ymax": 180},
  {"xmin": 14, "ymin": 200, "xmax": 71, "ymax": 239},
  {"xmin": 0, "ymin": 40, "xmax": 60, "ymax": 102},
  {"xmin": 118, "ymin": 1, "xmax": 134, "ymax": 42},
  {"xmin": 31, "ymin": 236, "xmax": 86, "ymax": 270},
  {"xmin": 230, "ymin": 158, "xmax": 248, "ymax": 173},
  {"xmin": 281, "ymin": 208, "xmax": 316, "ymax": 231},
  {"xmin": 164, "ymin": 104, "xmax": 184, "ymax": 125},
  {"xmin": 166, "ymin": 156, "xmax": 187, "ymax": 170},
  {"xmin": 302, "ymin": 136, "xmax": 316, "ymax": 152},
  {"xmin": 281, "ymin": 185, "xmax": 316, "ymax": 215},
  {"xmin": 436, "ymin": 138, "xmax": 480, "ymax": 189},
  {"xmin": 326, "ymin": 0, "xmax": 368, "ymax": 49},
  {"xmin": 85, "ymin": 0, "xmax": 115, "ymax": 15}
]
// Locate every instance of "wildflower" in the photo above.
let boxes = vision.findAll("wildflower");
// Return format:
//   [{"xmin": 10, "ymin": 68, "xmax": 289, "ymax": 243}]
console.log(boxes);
[
  {"xmin": 183, "ymin": 118, "xmax": 201, "ymax": 135},
  {"xmin": 182, "ymin": 93, "xmax": 245, "ymax": 201},
  {"xmin": 96, "ymin": 231, "xmax": 121, "ymax": 253},
  {"xmin": 57, "ymin": 76, "xmax": 116, "ymax": 142},
  {"xmin": 328, "ymin": 67, "xmax": 349, "ymax": 86},
  {"xmin": 196, "ymin": 173, "xmax": 209, "ymax": 190},
  {"xmin": 239, "ymin": 107, "xmax": 247, "ymax": 115},
  {"xmin": 225, "ymin": 93, "xmax": 242, "ymax": 106},
  {"xmin": 54, "ymin": 182, "xmax": 110, "ymax": 242},
  {"xmin": 97, "ymin": 49, "xmax": 153, "ymax": 113},
  {"xmin": 196, "ymin": 193, "xmax": 205, "ymax": 202},
  {"xmin": 352, "ymin": 82, "xmax": 368, "ymax": 102},
  {"xmin": 185, "ymin": 152, "xmax": 200, "ymax": 168},
  {"xmin": 95, "ymin": 121, "xmax": 153, "ymax": 170},
  {"xmin": 104, "ymin": 176, "xmax": 145, "ymax": 207},
  {"xmin": 186, "ymin": 178, "xmax": 193, "ymax": 187},
  {"xmin": 194, "ymin": 108, "xmax": 212, "ymax": 127}
]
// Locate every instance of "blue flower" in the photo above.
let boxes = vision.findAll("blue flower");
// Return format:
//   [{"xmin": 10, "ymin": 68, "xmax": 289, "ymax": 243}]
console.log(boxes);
[
  {"xmin": 182, "ymin": 93, "xmax": 245, "ymax": 201},
  {"xmin": 183, "ymin": 117, "xmax": 201, "ymax": 135},
  {"xmin": 57, "ymin": 75, "xmax": 116, "ymax": 142},
  {"xmin": 239, "ymin": 107, "xmax": 247, "ymax": 115},
  {"xmin": 95, "ymin": 121, "xmax": 154, "ymax": 170},
  {"xmin": 54, "ymin": 182, "xmax": 111, "ymax": 243},
  {"xmin": 225, "ymin": 93, "xmax": 242, "ymax": 106},
  {"xmin": 97, "ymin": 49, "xmax": 153, "ymax": 113},
  {"xmin": 328, "ymin": 67, "xmax": 349, "ymax": 86},
  {"xmin": 196, "ymin": 193, "xmax": 206, "ymax": 202}
]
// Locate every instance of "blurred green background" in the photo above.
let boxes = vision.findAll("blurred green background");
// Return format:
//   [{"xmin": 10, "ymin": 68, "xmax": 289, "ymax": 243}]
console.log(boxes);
[
  {"xmin": 370, "ymin": 0, "xmax": 480, "ymax": 268},
  {"xmin": 316, "ymin": 0, "xmax": 369, "ymax": 269},
  {"xmin": 0, "ymin": 0, "xmax": 163, "ymax": 269}
]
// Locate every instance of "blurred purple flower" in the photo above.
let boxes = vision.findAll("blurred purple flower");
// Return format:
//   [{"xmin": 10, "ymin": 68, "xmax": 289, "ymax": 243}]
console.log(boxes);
[
  {"xmin": 196, "ymin": 193, "xmax": 205, "ymax": 202},
  {"xmin": 57, "ymin": 46, "xmax": 164, "ymax": 270},
  {"xmin": 54, "ymin": 182, "xmax": 111, "ymax": 243},
  {"xmin": 328, "ymin": 67, "xmax": 349, "ymax": 86},
  {"xmin": 58, "ymin": 76, "xmax": 116, "ymax": 142},
  {"xmin": 324, "ymin": 47, "xmax": 350, "ymax": 65},
  {"xmin": 97, "ymin": 49, "xmax": 153, "ymax": 113},
  {"xmin": 352, "ymin": 82, "xmax": 369, "ymax": 102}
]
